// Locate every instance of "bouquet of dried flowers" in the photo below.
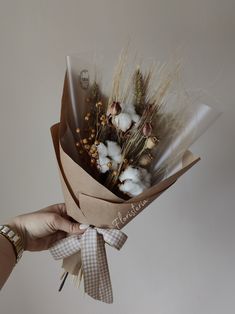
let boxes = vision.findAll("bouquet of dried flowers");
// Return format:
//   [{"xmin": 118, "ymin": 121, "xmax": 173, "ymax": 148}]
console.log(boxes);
[{"xmin": 49, "ymin": 50, "xmax": 219, "ymax": 303}]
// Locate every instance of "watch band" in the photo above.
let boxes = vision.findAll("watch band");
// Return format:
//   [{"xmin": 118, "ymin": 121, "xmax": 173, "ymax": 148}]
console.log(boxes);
[{"xmin": 0, "ymin": 225, "xmax": 24, "ymax": 263}]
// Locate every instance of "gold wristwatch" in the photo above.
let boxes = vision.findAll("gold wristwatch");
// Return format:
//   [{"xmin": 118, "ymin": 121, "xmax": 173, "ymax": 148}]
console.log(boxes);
[{"xmin": 0, "ymin": 225, "xmax": 24, "ymax": 263}]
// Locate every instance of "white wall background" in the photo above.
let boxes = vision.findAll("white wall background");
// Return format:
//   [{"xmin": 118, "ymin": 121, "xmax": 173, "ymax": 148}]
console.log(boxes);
[{"xmin": 0, "ymin": 1, "xmax": 234, "ymax": 313}]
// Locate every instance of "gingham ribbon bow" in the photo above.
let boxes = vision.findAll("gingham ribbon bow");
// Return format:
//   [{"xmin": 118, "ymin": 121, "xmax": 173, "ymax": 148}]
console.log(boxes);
[{"xmin": 50, "ymin": 226, "xmax": 128, "ymax": 303}]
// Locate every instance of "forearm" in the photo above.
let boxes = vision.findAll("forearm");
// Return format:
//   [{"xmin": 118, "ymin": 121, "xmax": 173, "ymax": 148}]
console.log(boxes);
[{"xmin": 0, "ymin": 234, "xmax": 16, "ymax": 289}]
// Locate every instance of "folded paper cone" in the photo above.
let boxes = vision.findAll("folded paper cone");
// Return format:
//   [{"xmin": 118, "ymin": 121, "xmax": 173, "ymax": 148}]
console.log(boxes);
[
  {"xmin": 51, "ymin": 123, "xmax": 200, "ymax": 229},
  {"xmin": 50, "ymin": 74, "xmax": 201, "ymax": 294}
]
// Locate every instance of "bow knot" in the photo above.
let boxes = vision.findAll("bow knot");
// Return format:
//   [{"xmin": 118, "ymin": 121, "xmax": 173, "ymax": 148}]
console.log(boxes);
[{"xmin": 50, "ymin": 226, "xmax": 127, "ymax": 303}]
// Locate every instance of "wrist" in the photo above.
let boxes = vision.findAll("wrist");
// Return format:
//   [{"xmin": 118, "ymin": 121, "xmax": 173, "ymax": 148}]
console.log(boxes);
[
  {"xmin": 0, "ymin": 224, "xmax": 24, "ymax": 263},
  {"xmin": 7, "ymin": 218, "xmax": 26, "ymax": 250}
]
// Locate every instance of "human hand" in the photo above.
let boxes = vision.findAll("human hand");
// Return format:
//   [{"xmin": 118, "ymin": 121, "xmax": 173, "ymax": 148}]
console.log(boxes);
[{"xmin": 7, "ymin": 204, "xmax": 86, "ymax": 251}]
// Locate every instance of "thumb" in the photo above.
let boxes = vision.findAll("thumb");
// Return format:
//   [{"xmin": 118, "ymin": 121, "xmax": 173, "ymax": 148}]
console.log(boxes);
[{"xmin": 52, "ymin": 215, "xmax": 85, "ymax": 234}]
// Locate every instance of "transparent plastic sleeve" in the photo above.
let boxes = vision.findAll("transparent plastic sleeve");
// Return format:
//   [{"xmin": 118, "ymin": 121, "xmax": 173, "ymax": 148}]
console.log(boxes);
[{"xmin": 63, "ymin": 53, "xmax": 221, "ymax": 185}]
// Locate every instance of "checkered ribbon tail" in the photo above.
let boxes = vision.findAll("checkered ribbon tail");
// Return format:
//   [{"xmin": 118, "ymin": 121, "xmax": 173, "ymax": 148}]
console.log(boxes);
[{"xmin": 50, "ymin": 227, "xmax": 128, "ymax": 303}]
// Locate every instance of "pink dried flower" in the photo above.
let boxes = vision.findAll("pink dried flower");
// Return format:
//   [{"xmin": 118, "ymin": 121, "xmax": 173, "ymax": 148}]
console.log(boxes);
[
  {"xmin": 142, "ymin": 122, "xmax": 153, "ymax": 137},
  {"xmin": 108, "ymin": 101, "xmax": 122, "ymax": 116}
]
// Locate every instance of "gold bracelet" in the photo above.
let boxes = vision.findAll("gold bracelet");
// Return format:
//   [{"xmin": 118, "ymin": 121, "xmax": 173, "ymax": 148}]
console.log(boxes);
[{"xmin": 0, "ymin": 225, "xmax": 24, "ymax": 263}]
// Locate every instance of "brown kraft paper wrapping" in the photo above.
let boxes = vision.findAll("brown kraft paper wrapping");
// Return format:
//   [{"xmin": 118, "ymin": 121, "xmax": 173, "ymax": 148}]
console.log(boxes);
[
  {"xmin": 51, "ymin": 124, "xmax": 199, "ymax": 229},
  {"xmin": 50, "ymin": 76, "xmax": 200, "ymax": 275}
]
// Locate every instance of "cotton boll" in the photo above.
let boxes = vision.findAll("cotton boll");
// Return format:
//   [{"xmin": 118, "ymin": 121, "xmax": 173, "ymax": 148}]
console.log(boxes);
[
  {"xmin": 121, "ymin": 102, "xmax": 135, "ymax": 115},
  {"xmin": 112, "ymin": 154, "xmax": 122, "ymax": 163},
  {"xmin": 98, "ymin": 156, "xmax": 110, "ymax": 173},
  {"xmin": 130, "ymin": 183, "xmax": 145, "ymax": 196},
  {"xmin": 97, "ymin": 142, "xmax": 108, "ymax": 157},
  {"xmin": 119, "ymin": 180, "xmax": 145, "ymax": 197},
  {"xmin": 131, "ymin": 113, "xmax": 140, "ymax": 124},
  {"xmin": 113, "ymin": 113, "xmax": 132, "ymax": 132},
  {"xmin": 119, "ymin": 166, "xmax": 151, "ymax": 196},
  {"xmin": 119, "ymin": 166, "xmax": 141, "ymax": 183},
  {"xmin": 120, "ymin": 103, "xmax": 140, "ymax": 125},
  {"xmin": 99, "ymin": 156, "xmax": 111, "ymax": 166},
  {"xmin": 106, "ymin": 141, "xmax": 121, "ymax": 158},
  {"xmin": 99, "ymin": 165, "xmax": 109, "ymax": 173},
  {"xmin": 113, "ymin": 102, "xmax": 140, "ymax": 132}
]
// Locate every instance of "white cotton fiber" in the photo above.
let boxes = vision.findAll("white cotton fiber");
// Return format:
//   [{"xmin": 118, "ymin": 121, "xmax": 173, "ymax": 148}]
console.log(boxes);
[
  {"xmin": 97, "ymin": 142, "xmax": 108, "ymax": 157},
  {"xmin": 112, "ymin": 154, "xmax": 122, "ymax": 163},
  {"xmin": 120, "ymin": 103, "xmax": 140, "ymax": 125},
  {"xmin": 97, "ymin": 141, "xmax": 122, "ymax": 172},
  {"xmin": 119, "ymin": 180, "xmax": 145, "ymax": 196},
  {"xmin": 121, "ymin": 102, "xmax": 135, "ymax": 114},
  {"xmin": 131, "ymin": 113, "xmax": 140, "ymax": 124},
  {"xmin": 98, "ymin": 156, "xmax": 110, "ymax": 173},
  {"xmin": 119, "ymin": 166, "xmax": 141, "ymax": 183},
  {"xmin": 118, "ymin": 166, "xmax": 152, "ymax": 196},
  {"xmin": 106, "ymin": 141, "xmax": 122, "ymax": 158},
  {"xmin": 113, "ymin": 113, "xmax": 132, "ymax": 132},
  {"xmin": 112, "ymin": 103, "xmax": 140, "ymax": 132}
]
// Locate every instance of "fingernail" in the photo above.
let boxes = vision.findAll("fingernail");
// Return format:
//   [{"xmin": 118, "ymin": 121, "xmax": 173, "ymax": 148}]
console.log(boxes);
[{"xmin": 79, "ymin": 224, "xmax": 89, "ymax": 230}]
